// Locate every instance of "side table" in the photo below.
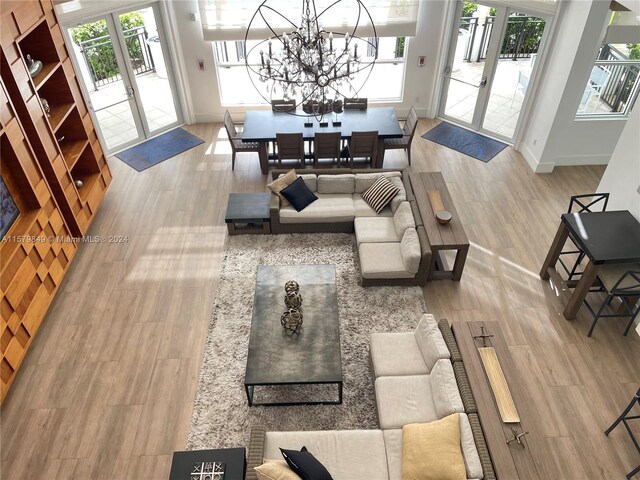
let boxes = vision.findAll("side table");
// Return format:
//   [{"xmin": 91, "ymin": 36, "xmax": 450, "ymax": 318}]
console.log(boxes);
[
  {"xmin": 169, "ymin": 447, "xmax": 246, "ymax": 480},
  {"xmin": 225, "ymin": 193, "xmax": 271, "ymax": 235}
]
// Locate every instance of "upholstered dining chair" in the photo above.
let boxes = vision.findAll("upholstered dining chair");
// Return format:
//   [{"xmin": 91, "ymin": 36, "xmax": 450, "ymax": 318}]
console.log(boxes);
[
  {"xmin": 313, "ymin": 132, "xmax": 341, "ymax": 168},
  {"xmin": 583, "ymin": 266, "xmax": 640, "ymax": 336},
  {"xmin": 224, "ymin": 110, "xmax": 260, "ymax": 170},
  {"xmin": 276, "ymin": 133, "xmax": 305, "ymax": 167},
  {"xmin": 344, "ymin": 97, "xmax": 368, "ymax": 110},
  {"xmin": 383, "ymin": 106, "xmax": 418, "ymax": 165},
  {"xmin": 558, "ymin": 193, "xmax": 610, "ymax": 282},
  {"xmin": 347, "ymin": 131, "xmax": 378, "ymax": 167},
  {"xmin": 271, "ymin": 99, "xmax": 296, "ymax": 113}
]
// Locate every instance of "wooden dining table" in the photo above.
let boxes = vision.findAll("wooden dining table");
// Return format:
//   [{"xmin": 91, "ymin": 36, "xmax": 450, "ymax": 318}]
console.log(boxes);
[
  {"xmin": 241, "ymin": 107, "xmax": 403, "ymax": 174},
  {"xmin": 540, "ymin": 210, "xmax": 640, "ymax": 319}
]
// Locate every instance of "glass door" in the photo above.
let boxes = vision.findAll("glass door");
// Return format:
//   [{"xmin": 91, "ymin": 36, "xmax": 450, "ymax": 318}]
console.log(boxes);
[
  {"xmin": 114, "ymin": 5, "xmax": 180, "ymax": 135},
  {"xmin": 66, "ymin": 3, "xmax": 182, "ymax": 153},
  {"xmin": 68, "ymin": 16, "xmax": 144, "ymax": 151},
  {"xmin": 439, "ymin": 2, "xmax": 549, "ymax": 142}
]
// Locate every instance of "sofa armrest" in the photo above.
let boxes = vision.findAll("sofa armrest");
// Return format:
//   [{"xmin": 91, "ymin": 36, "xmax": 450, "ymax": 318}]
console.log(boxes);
[
  {"xmin": 437, "ymin": 318, "xmax": 463, "ymax": 363},
  {"xmin": 246, "ymin": 425, "xmax": 267, "ymax": 480},
  {"xmin": 270, "ymin": 192, "xmax": 280, "ymax": 219},
  {"xmin": 468, "ymin": 413, "xmax": 497, "ymax": 480}
]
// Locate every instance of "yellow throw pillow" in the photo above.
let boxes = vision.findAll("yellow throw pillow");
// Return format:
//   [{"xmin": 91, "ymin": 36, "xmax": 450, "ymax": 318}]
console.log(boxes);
[
  {"xmin": 402, "ymin": 414, "xmax": 466, "ymax": 480},
  {"xmin": 255, "ymin": 459, "xmax": 302, "ymax": 480},
  {"xmin": 267, "ymin": 169, "xmax": 297, "ymax": 207}
]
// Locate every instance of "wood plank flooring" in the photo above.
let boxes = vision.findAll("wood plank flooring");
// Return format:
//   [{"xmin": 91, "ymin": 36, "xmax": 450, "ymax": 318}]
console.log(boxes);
[{"xmin": 1, "ymin": 120, "xmax": 638, "ymax": 479}]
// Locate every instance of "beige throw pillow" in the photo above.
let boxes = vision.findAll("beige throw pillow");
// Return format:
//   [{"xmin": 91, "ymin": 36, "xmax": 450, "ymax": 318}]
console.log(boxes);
[
  {"xmin": 267, "ymin": 169, "xmax": 297, "ymax": 207},
  {"xmin": 255, "ymin": 459, "xmax": 301, "ymax": 480},
  {"xmin": 402, "ymin": 414, "xmax": 466, "ymax": 480}
]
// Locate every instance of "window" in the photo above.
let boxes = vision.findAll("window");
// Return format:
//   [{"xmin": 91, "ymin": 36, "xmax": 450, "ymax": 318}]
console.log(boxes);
[
  {"xmin": 213, "ymin": 36, "xmax": 407, "ymax": 106},
  {"xmin": 576, "ymin": 43, "xmax": 640, "ymax": 117}
]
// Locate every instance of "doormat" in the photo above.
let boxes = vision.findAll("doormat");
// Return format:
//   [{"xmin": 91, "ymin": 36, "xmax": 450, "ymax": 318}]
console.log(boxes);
[
  {"xmin": 115, "ymin": 127, "xmax": 204, "ymax": 172},
  {"xmin": 421, "ymin": 122, "xmax": 508, "ymax": 163}
]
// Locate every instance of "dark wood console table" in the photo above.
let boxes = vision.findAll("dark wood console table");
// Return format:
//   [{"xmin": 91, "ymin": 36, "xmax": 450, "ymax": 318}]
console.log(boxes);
[
  {"xmin": 410, "ymin": 172, "xmax": 469, "ymax": 280},
  {"xmin": 452, "ymin": 321, "xmax": 544, "ymax": 479}
]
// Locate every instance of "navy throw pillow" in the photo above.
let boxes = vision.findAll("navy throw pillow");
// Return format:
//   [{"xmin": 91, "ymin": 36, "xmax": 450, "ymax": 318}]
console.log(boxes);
[
  {"xmin": 280, "ymin": 177, "xmax": 318, "ymax": 212},
  {"xmin": 280, "ymin": 446, "xmax": 333, "ymax": 480}
]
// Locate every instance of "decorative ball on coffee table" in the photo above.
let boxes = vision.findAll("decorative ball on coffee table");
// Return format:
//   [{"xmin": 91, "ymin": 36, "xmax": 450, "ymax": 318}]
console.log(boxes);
[
  {"xmin": 284, "ymin": 291, "xmax": 303, "ymax": 309},
  {"xmin": 281, "ymin": 308, "xmax": 303, "ymax": 334},
  {"xmin": 284, "ymin": 280, "xmax": 299, "ymax": 294}
]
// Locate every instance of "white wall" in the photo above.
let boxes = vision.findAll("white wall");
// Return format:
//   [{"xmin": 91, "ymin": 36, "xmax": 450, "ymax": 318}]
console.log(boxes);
[
  {"xmin": 519, "ymin": 0, "xmax": 627, "ymax": 173},
  {"xmin": 597, "ymin": 103, "xmax": 640, "ymax": 220}
]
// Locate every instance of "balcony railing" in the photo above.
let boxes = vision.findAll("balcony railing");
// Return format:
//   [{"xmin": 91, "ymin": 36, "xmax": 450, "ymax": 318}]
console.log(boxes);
[
  {"xmin": 461, "ymin": 16, "xmax": 545, "ymax": 62},
  {"xmin": 79, "ymin": 26, "xmax": 155, "ymax": 90},
  {"xmin": 597, "ymin": 44, "xmax": 640, "ymax": 113}
]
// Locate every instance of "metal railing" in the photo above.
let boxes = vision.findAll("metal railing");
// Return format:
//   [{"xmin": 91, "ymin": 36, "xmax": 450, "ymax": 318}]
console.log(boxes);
[
  {"xmin": 597, "ymin": 44, "xmax": 640, "ymax": 113},
  {"xmin": 461, "ymin": 16, "xmax": 545, "ymax": 62},
  {"xmin": 79, "ymin": 26, "xmax": 155, "ymax": 90}
]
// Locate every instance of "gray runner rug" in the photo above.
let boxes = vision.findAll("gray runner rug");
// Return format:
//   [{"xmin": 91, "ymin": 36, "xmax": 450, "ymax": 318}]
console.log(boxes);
[{"xmin": 187, "ymin": 233, "xmax": 427, "ymax": 450}]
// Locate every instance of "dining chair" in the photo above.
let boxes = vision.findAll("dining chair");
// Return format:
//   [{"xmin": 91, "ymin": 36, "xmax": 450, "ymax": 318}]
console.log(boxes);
[
  {"xmin": 344, "ymin": 98, "xmax": 368, "ymax": 110},
  {"xmin": 271, "ymin": 99, "xmax": 296, "ymax": 113},
  {"xmin": 605, "ymin": 387, "xmax": 640, "ymax": 480},
  {"xmin": 313, "ymin": 132, "xmax": 341, "ymax": 168},
  {"xmin": 558, "ymin": 193, "xmax": 610, "ymax": 282},
  {"xmin": 224, "ymin": 110, "xmax": 260, "ymax": 170},
  {"xmin": 583, "ymin": 266, "xmax": 640, "ymax": 336},
  {"xmin": 347, "ymin": 131, "xmax": 378, "ymax": 167},
  {"xmin": 383, "ymin": 106, "xmax": 418, "ymax": 165},
  {"xmin": 276, "ymin": 133, "xmax": 305, "ymax": 167}
]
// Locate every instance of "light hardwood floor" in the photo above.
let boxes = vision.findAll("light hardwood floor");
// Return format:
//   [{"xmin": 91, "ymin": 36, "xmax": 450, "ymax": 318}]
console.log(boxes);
[{"xmin": 1, "ymin": 119, "xmax": 638, "ymax": 479}]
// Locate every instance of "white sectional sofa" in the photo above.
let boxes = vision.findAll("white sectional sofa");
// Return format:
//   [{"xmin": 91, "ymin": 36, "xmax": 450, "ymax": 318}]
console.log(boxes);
[
  {"xmin": 247, "ymin": 315, "xmax": 495, "ymax": 480},
  {"xmin": 269, "ymin": 169, "xmax": 432, "ymax": 286}
]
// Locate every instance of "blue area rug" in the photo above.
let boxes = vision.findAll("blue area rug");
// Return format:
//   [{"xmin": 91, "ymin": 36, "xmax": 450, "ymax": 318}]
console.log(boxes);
[
  {"xmin": 115, "ymin": 128, "xmax": 204, "ymax": 172},
  {"xmin": 421, "ymin": 122, "xmax": 508, "ymax": 163}
]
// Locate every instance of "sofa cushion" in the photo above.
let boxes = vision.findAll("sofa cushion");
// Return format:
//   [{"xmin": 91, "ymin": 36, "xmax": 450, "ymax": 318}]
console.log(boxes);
[
  {"xmin": 354, "ymin": 172, "xmax": 402, "ymax": 193},
  {"xmin": 400, "ymin": 228, "xmax": 421, "ymax": 275},
  {"xmin": 281, "ymin": 177, "xmax": 318, "ymax": 212},
  {"xmin": 317, "ymin": 174, "xmax": 355, "ymax": 194},
  {"xmin": 278, "ymin": 173, "xmax": 317, "ymax": 192},
  {"xmin": 255, "ymin": 460, "xmax": 302, "ymax": 480},
  {"xmin": 393, "ymin": 202, "xmax": 415, "ymax": 238},
  {"xmin": 370, "ymin": 332, "xmax": 429, "ymax": 378},
  {"xmin": 414, "ymin": 314, "xmax": 451, "ymax": 372},
  {"xmin": 429, "ymin": 359, "xmax": 465, "ymax": 418},
  {"xmin": 375, "ymin": 375, "xmax": 438, "ymax": 429},
  {"xmin": 362, "ymin": 177, "xmax": 400, "ymax": 214},
  {"xmin": 265, "ymin": 430, "xmax": 388, "ymax": 480},
  {"xmin": 268, "ymin": 169, "xmax": 297, "ymax": 207},
  {"xmin": 280, "ymin": 194, "xmax": 355, "ymax": 224},
  {"xmin": 353, "ymin": 194, "xmax": 393, "ymax": 217},
  {"xmin": 359, "ymin": 243, "xmax": 414, "ymax": 279},
  {"xmin": 280, "ymin": 447, "xmax": 333, "ymax": 480},
  {"xmin": 383, "ymin": 415, "xmax": 484, "ymax": 480},
  {"xmin": 401, "ymin": 414, "xmax": 466, "ymax": 480},
  {"xmin": 389, "ymin": 176, "xmax": 407, "ymax": 213},
  {"xmin": 354, "ymin": 217, "xmax": 398, "ymax": 245}
]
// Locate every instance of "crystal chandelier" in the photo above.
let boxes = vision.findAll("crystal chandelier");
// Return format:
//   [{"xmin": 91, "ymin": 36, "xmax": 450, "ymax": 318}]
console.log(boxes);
[{"xmin": 244, "ymin": 0, "xmax": 377, "ymax": 116}]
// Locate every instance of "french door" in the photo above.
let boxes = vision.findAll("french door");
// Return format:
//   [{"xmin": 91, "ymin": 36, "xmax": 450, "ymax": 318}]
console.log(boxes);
[
  {"xmin": 65, "ymin": 3, "xmax": 182, "ymax": 153},
  {"xmin": 439, "ymin": 2, "xmax": 549, "ymax": 142}
]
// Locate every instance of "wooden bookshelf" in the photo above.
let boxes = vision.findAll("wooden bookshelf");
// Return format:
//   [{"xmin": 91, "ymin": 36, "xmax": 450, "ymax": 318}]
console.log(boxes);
[
  {"xmin": 1, "ymin": 0, "xmax": 111, "ymax": 237},
  {"xmin": 0, "ymin": 0, "xmax": 111, "ymax": 402},
  {"xmin": 0, "ymin": 78, "xmax": 77, "ymax": 403}
]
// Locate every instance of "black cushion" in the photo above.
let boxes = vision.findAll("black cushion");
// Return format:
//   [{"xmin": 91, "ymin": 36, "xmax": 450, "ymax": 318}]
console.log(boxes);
[
  {"xmin": 280, "ymin": 446, "xmax": 333, "ymax": 480},
  {"xmin": 280, "ymin": 177, "xmax": 318, "ymax": 212}
]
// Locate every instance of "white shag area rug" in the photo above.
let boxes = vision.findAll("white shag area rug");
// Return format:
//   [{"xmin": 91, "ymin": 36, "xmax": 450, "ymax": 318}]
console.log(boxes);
[{"xmin": 187, "ymin": 233, "xmax": 427, "ymax": 450}]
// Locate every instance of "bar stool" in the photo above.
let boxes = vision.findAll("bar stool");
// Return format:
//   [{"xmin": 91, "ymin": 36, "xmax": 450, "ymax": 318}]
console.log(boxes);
[{"xmin": 605, "ymin": 387, "xmax": 640, "ymax": 479}]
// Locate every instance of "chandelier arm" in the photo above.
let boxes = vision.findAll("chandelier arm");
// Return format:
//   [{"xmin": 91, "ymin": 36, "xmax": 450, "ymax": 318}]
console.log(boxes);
[{"xmin": 315, "ymin": 0, "xmax": 342, "ymax": 19}]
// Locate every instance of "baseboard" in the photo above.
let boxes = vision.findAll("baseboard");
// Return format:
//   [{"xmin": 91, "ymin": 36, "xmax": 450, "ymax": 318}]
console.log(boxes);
[{"xmin": 554, "ymin": 154, "xmax": 611, "ymax": 166}]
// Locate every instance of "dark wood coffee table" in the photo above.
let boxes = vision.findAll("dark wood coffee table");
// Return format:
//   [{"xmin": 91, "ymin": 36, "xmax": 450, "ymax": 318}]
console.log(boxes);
[
  {"xmin": 224, "ymin": 193, "xmax": 271, "ymax": 235},
  {"xmin": 244, "ymin": 264, "xmax": 343, "ymax": 406},
  {"xmin": 169, "ymin": 447, "xmax": 246, "ymax": 480}
]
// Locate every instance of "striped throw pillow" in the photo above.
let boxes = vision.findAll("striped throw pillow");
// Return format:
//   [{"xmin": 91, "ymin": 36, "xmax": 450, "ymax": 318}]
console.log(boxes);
[{"xmin": 362, "ymin": 176, "xmax": 400, "ymax": 214}]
